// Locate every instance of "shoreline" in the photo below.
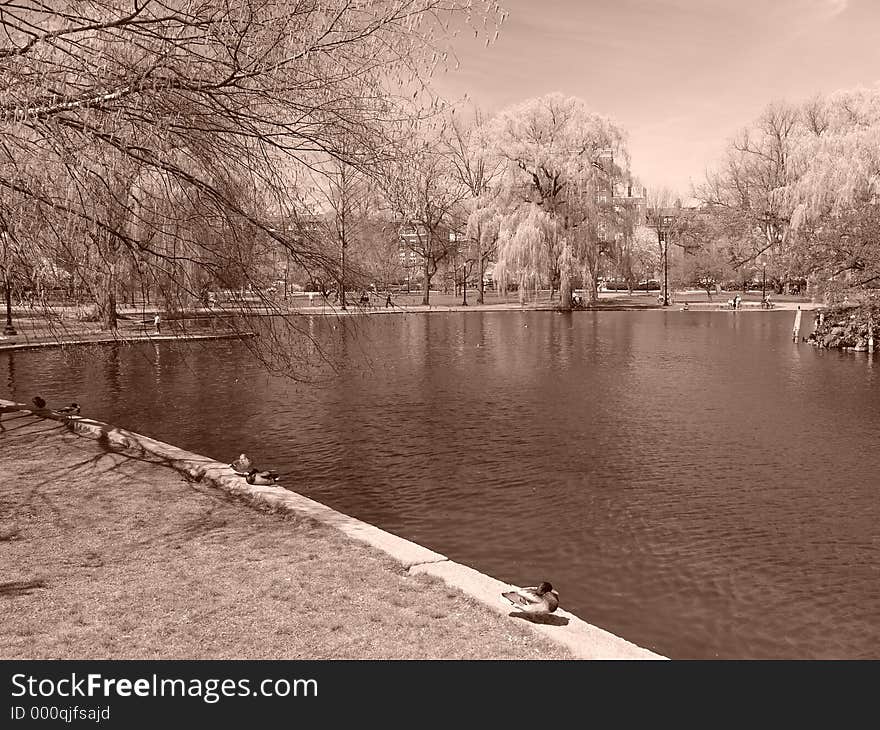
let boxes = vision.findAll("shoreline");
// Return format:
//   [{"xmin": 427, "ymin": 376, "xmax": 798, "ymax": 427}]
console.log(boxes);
[
  {"xmin": 0, "ymin": 398, "xmax": 664, "ymax": 660},
  {"xmin": 0, "ymin": 330, "xmax": 254, "ymax": 353},
  {"xmin": 0, "ymin": 296, "xmax": 820, "ymax": 352}
]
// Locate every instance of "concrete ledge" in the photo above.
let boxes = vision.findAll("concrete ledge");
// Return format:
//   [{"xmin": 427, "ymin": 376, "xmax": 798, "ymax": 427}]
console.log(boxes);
[
  {"xmin": 410, "ymin": 561, "xmax": 664, "ymax": 660},
  {"xmin": 1, "ymin": 398, "xmax": 664, "ymax": 659},
  {"xmin": 0, "ymin": 331, "xmax": 255, "ymax": 352}
]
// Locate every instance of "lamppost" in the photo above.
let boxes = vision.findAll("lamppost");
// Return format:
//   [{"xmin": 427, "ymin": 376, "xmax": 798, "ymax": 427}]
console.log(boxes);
[
  {"xmin": 661, "ymin": 232, "xmax": 670, "ymax": 307},
  {"xmin": 762, "ymin": 262, "xmax": 767, "ymax": 305}
]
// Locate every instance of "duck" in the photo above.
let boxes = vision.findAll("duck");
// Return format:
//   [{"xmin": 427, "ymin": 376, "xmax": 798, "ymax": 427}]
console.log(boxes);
[
  {"xmin": 245, "ymin": 468, "xmax": 280, "ymax": 486},
  {"xmin": 229, "ymin": 454, "xmax": 253, "ymax": 474},
  {"xmin": 32, "ymin": 396, "xmax": 47, "ymax": 410},
  {"xmin": 501, "ymin": 581, "xmax": 559, "ymax": 615},
  {"xmin": 55, "ymin": 402, "xmax": 81, "ymax": 416}
]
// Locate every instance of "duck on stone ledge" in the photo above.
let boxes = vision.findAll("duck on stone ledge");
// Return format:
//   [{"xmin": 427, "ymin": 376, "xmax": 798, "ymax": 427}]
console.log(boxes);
[
  {"xmin": 501, "ymin": 581, "xmax": 559, "ymax": 615},
  {"xmin": 245, "ymin": 469, "xmax": 280, "ymax": 486}
]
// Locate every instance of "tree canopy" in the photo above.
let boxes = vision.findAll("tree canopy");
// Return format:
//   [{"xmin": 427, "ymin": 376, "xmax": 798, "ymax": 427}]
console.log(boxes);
[
  {"xmin": 0, "ymin": 0, "xmax": 503, "ymax": 374},
  {"xmin": 486, "ymin": 93, "xmax": 630, "ymax": 309},
  {"xmin": 700, "ymin": 87, "xmax": 880, "ymax": 300}
]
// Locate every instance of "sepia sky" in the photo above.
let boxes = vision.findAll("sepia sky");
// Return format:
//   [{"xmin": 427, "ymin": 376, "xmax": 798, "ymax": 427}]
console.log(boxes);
[{"xmin": 431, "ymin": 0, "xmax": 879, "ymax": 197}]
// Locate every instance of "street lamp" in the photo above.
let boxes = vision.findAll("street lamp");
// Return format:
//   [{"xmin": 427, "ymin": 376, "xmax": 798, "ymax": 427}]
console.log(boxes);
[
  {"xmin": 661, "ymin": 232, "xmax": 670, "ymax": 307},
  {"xmin": 762, "ymin": 262, "xmax": 767, "ymax": 305}
]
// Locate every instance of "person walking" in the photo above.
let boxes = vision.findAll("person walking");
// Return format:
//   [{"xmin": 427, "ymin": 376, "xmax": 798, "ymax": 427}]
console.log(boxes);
[{"xmin": 154, "ymin": 313, "xmax": 161, "ymax": 334}]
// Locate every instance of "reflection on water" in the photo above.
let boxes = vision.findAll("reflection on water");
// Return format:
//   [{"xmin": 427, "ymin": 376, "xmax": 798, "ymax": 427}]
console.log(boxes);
[{"xmin": 2, "ymin": 311, "xmax": 879, "ymax": 659}]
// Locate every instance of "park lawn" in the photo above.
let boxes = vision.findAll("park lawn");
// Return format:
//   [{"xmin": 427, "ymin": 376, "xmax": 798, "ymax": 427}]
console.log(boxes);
[{"xmin": 0, "ymin": 414, "xmax": 570, "ymax": 660}]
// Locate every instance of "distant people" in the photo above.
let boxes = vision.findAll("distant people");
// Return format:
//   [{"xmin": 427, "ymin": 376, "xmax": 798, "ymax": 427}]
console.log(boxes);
[
  {"xmin": 682, "ymin": 301, "xmax": 690, "ymax": 311},
  {"xmin": 386, "ymin": 293, "xmax": 392, "ymax": 308},
  {"xmin": 734, "ymin": 294, "xmax": 741, "ymax": 310},
  {"xmin": 360, "ymin": 291, "xmax": 369, "ymax": 305},
  {"xmin": 154, "ymin": 313, "xmax": 161, "ymax": 333}
]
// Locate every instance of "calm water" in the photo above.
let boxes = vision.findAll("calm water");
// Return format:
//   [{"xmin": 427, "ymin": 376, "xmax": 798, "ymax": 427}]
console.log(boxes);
[{"xmin": 3, "ymin": 310, "xmax": 879, "ymax": 659}]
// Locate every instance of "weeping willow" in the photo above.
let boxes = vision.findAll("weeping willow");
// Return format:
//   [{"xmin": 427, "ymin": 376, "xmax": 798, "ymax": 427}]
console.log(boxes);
[{"xmin": 485, "ymin": 93, "xmax": 630, "ymax": 310}]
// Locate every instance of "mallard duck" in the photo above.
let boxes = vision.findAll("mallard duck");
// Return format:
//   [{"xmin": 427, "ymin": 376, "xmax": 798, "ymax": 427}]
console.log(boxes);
[
  {"xmin": 32, "ymin": 396, "xmax": 47, "ymax": 410},
  {"xmin": 55, "ymin": 403, "xmax": 80, "ymax": 416},
  {"xmin": 245, "ymin": 468, "xmax": 279, "ymax": 486},
  {"xmin": 501, "ymin": 581, "xmax": 559, "ymax": 615},
  {"xmin": 229, "ymin": 454, "xmax": 253, "ymax": 474}
]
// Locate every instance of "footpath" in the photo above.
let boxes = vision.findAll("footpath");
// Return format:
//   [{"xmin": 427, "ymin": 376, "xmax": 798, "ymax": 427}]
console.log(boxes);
[{"xmin": 0, "ymin": 401, "xmax": 662, "ymax": 660}]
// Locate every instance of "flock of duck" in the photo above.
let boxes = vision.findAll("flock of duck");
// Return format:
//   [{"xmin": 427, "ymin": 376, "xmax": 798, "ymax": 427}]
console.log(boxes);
[{"xmin": 14, "ymin": 408, "xmax": 562, "ymax": 617}]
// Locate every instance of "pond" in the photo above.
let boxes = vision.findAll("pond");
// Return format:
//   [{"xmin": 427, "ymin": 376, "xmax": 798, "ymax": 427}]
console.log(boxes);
[{"xmin": 3, "ymin": 309, "xmax": 879, "ymax": 659}]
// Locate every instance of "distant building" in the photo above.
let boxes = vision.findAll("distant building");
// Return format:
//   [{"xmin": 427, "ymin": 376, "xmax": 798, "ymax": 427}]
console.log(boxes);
[
  {"xmin": 398, "ymin": 225, "xmax": 426, "ymax": 271},
  {"xmin": 613, "ymin": 184, "xmax": 647, "ymax": 228}
]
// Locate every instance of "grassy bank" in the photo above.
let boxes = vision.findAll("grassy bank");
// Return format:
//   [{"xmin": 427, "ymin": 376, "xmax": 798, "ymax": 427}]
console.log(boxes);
[{"xmin": 0, "ymin": 413, "xmax": 570, "ymax": 659}]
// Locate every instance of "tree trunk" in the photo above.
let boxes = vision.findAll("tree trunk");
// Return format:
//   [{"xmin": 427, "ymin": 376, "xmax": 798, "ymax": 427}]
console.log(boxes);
[
  {"xmin": 422, "ymin": 259, "xmax": 431, "ymax": 305},
  {"xmin": 340, "ymin": 242, "xmax": 347, "ymax": 310},
  {"xmin": 559, "ymin": 271, "xmax": 572, "ymax": 311},
  {"xmin": 585, "ymin": 277, "xmax": 598, "ymax": 304},
  {"xmin": 98, "ymin": 249, "xmax": 119, "ymax": 330},
  {"xmin": 477, "ymin": 256, "xmax": 485, "ymax": 304},
  {"xmin": 104, "ymin": 286, "xmax": 118, "ymax": 330},
  {"xmin": 98, "ymin": 262, "xmax": 118, "ymax": 330},
  {"xmin": 558, "ymin": 240, "xmax": 572, "ymax": 311}
]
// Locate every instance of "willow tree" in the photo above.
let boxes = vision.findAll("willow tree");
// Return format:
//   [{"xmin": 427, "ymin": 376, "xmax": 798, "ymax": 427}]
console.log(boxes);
[
  {"xmin": 702, "ymin": 89, "xmax": 880, "ymax": 302},
  {"xmin": 487, "ymin": 93, "xmax": 629, "ymax": 310},
  {"xmin": 781, "ymin": 89, "xmax": 880, "ymax": 299},
  {"xmin": 0, "ymin": 0, "xmax": 503, "ymax": 374}
]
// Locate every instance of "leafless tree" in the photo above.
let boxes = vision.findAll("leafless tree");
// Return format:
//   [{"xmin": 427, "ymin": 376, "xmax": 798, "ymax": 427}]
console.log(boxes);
[
  {"xmin": 696, "ymin": 102, "xmax": 802, "ymax": 267},
  {"xmin": 380, "ymin": 131, "xmax": 468, "ymax": 305},
  {"xmin": 445, "ymin": 109, "xmax": 503, "ymax": 304},
  {"xmin": 0, "ymin": 0, "xmax": 503, "ymax": 375}
]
